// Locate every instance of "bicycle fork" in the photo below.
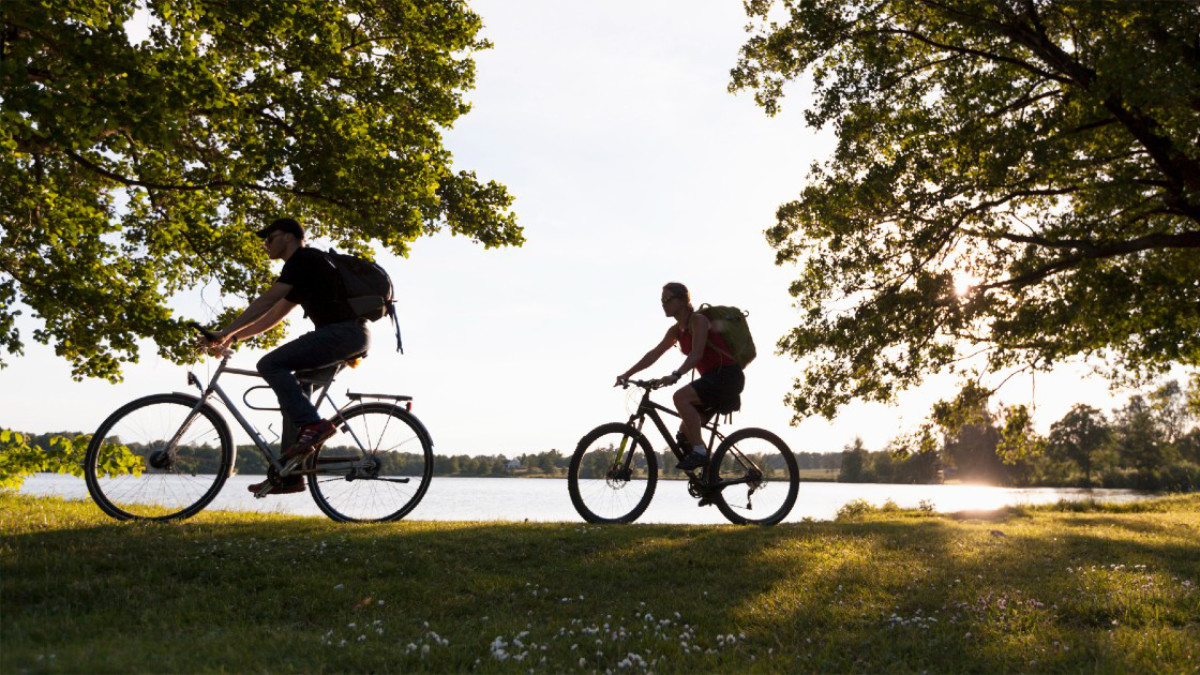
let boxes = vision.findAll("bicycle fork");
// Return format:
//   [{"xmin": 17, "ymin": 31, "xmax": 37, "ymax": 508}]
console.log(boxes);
[
  {"xmin": 615, "ymin": 415, "xmax": 647, "ymax": 467},
  {"xmin": 149, "ymin": 373, "xmax": 218, "ymax": 471}
]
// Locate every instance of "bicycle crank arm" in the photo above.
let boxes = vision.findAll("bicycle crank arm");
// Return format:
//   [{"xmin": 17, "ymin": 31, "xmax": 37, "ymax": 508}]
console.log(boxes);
[{"xmin": 714, "ymin": 477, "xmax": 757, "ymax": 489}]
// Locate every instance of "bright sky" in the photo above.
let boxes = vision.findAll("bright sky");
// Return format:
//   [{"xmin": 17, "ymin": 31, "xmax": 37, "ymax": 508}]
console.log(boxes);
[{"xmin": 3, "ymin": 1, "xmax": 1133, "ymax": 457}]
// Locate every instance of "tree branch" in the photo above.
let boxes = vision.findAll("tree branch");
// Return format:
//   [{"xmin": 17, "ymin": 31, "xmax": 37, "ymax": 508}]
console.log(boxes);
[
  {"xmin": 1101, "ymin": 95, "xmax": 1200, "ymax": 194},
  {"xmin": 980, "ymin": 230, "xmax": 1200, "ymax": 290},
  {"xmin": 862, "ymin": 27, "xmax": 1069, "ymax": 84},
  {"xmin": 982, "ymin": 88, "xmax": 1061, "ymax": 120},
  {"xmin": 63, "ymin": 149, "xmax": 356, "ymax": 210}
]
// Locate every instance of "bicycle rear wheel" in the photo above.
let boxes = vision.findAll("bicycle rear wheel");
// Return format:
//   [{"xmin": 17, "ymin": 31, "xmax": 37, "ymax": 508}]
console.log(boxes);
[
  {"xmin": 307, "ymin": 403, "xmax": 433, "ymax": 522},
  {"xmin": 567, "ymin": 422, "xmax": 658, "ymax": 523},
  {"xmin": 709, "ymin": 428, "xmax": 799, "ymax": 525},
  {"xmin": 84, "ymin": 393, "xmax": 233, "ymax": 521}
]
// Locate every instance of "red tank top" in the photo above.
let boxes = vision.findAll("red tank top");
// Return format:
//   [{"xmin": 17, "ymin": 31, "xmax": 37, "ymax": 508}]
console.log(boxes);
[{"xmin": 678, "ymin": 318, "xmax": 737, "ymax": 375}]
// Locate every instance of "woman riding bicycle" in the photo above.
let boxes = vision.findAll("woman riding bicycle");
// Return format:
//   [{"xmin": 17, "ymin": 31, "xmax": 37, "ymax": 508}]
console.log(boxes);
[{"xmin": 615, "ymin": 282, "xmax": 745, "ymax": 471}]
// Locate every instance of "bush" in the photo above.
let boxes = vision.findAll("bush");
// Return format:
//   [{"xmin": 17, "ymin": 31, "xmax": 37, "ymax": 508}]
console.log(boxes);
[
  {"xmin": 835, "ymin": 499, "xmax": 876, "ymax": 519},
  {"xmin": 1154, "ymin": 462, "xmax": 1200, "ymax": 492},
  {"xmin": 0, "ymin": 430, "xmax": 85, "ymax": 490},
  {"xmin": 835, "ymin": 498, "xmax": 903, "ymax": 520}
]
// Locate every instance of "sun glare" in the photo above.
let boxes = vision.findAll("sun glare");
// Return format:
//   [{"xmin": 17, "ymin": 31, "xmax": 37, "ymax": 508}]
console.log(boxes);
[{"xmin": 953, "ymin": 270, "xmax": 981, "ymax": 297}]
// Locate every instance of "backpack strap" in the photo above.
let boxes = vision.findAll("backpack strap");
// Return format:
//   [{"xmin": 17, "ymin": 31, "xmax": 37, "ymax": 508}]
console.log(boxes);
[{"xmin": 389, "ymin": 303, "xmax": 403, "ymax": 354}]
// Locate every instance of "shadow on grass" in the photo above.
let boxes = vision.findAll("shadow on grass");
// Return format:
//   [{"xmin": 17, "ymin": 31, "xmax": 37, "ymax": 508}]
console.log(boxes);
[{"xmin": 2, "ymin": 494, "xmax": 1198, "ymax": 673}]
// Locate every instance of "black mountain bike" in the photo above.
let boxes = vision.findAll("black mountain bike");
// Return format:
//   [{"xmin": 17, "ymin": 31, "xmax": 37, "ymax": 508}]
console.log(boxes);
[
  {"xmin": 567, "ymin": 379, "xmax": 799, "ymax": 525},
  {"xmin": 83, "ymin": 326, "xmax": 434, "ymax": 522}
]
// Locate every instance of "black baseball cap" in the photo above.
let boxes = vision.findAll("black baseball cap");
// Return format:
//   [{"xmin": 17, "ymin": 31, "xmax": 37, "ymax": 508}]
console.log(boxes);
[{"xmin": 256, "ymin": 217, "xmax": 304, "ymax": 240}]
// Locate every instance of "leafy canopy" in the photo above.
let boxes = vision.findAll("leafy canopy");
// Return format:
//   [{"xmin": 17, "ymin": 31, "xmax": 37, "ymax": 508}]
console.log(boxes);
[
  {"xmin": 732, "ymin": 0, "xmax": 1200, "ymax": 421},
  {"xmin": 0, "ymin": 429, "xmax": 138, "ymax": 491},
  {"xmin": 1, "ymin": 0, "xmax": 521, "ymax": 380}
]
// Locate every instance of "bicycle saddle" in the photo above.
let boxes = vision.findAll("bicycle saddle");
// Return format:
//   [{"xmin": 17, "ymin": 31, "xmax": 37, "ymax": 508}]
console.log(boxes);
[
  {"xmin": 699, "ymin": 398, "xmax": 741, "ymax": 421},
  {"xmin": 295, "ymin": 351, "xmax": 368, "ymax": 382}
]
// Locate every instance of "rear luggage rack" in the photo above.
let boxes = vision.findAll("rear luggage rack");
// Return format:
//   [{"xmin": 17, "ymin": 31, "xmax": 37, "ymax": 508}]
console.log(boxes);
[{"xmin": 347, "ymin": 392, "xmax": 413, "ymax": 402}]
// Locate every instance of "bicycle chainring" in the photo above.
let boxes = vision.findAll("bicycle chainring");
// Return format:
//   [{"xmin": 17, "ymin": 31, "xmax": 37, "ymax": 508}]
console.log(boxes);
[{"xmin": 265, "ymin": 466, "xmax": 282, "ymax": 485}]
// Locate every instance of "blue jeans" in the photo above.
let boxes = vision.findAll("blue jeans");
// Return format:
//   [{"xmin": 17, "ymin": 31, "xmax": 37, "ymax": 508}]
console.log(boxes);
[{"xmin": 257, "ymin": 320, "xmax": 370, "ymax": 443}]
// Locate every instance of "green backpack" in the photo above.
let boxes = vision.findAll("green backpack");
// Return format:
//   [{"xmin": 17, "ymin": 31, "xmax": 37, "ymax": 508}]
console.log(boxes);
[{"xmin": 698, "ymin": 304, "xmax": 756, "ymax": 368}]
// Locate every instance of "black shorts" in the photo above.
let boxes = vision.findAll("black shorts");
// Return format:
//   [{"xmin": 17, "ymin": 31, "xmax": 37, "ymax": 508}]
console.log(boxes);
[{"xmin": 688, "ymin": 365, "xmax": 745, "ymax": 414}]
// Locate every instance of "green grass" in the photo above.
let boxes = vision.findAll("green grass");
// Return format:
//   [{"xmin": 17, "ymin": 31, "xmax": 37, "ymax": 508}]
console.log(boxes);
[{"xmin": 2, "ymin": 493, "xmax": 1198, "ymax": 673}]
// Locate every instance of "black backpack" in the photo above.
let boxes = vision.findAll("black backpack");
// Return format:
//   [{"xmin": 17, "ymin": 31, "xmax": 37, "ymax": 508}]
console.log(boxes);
[{"xmin": 325, "ymin": 249, "xmax": 403, "ymax": 352}]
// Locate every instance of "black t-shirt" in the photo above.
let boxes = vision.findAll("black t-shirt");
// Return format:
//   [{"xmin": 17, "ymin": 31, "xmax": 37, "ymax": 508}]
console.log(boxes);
[{"xmin": 278, "ymin": 247, "xmax": 357, "ymax": 327}]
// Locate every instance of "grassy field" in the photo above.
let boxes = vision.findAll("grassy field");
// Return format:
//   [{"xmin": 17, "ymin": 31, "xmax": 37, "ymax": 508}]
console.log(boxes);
[{"xmin": 2, "ymin": 493, "xmax": 1198, "ymax": 673}]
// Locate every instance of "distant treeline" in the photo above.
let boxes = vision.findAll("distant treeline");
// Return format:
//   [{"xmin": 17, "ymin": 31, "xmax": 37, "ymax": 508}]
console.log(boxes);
[
  {"xmin": 246, "ymin": 447, "xmax": 836, "ymax": 479},
  {"xmin": 841, "ymin": 380, "xmax": 1200, "ymax": 491},
  {"xmin": 23, "ymin": 379, "xmax": 1198, "ymax": 492},
  {"xmin": 15, "ymin": 433, "xmax": 838, "ymax": 479}
]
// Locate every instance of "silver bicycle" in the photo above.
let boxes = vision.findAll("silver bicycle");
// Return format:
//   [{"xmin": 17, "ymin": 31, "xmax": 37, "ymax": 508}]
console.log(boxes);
[{"xmin": 84, "ymin": 326, "xmax": 433, "ymax": 522}]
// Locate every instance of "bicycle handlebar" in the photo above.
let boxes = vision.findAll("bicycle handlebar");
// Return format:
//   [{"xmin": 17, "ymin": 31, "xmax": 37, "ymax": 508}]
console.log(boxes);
[
  {"xmin": 617, "ymin": 378, "xmax": 667, "ymax": 391},
  {"xmin": 189, "ymin": 321, "xmax": 219, "ymax": 342},
  {"xmin": 189, "ymin": 322, "xmax": 232, "ymax": 358}
]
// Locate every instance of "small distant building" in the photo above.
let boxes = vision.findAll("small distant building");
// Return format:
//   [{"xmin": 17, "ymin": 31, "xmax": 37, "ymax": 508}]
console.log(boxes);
[{"xmin": 505, "ymin": 458, "xmax": 522, "ymax": 470}]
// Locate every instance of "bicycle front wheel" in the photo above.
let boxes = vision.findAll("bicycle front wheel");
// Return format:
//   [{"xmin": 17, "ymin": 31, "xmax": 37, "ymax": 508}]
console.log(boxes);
[
  {"xmin": 567, "ymin": 422, "xmax": 658, "ymax": 523},
  {"xmin": 709, "ymin": 428, "xmax": 799, "ymax": 525},
  {"xmin": 84, "ymin": 393, "xmax": 233, "ymax": 521},
  {"xmin": 307, "ymin": 403, "xmax": 433, "ymax": 522}
]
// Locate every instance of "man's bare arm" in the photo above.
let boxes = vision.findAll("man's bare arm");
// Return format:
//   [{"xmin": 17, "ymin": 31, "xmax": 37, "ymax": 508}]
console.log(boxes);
[
  {"xmin": 208, "ymin": 281, "xmax": 293, "ymax": 345},
  {"xmin": 233, "ymin": 298, "xmax": 297, "ymax": 342}
]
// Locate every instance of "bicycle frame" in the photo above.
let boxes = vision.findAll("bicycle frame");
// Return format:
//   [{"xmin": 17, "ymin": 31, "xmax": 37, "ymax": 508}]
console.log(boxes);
[
  {"xmin": 613, "ymin": 381, "xmax": 774, "ymax": 496},
  {"xmin": 171, "ymin": 355, "xmax": 395, "ymax": 476},
  {"xmin": 614, "ymin": 384, "xmax": 726, "ymax": 470}
]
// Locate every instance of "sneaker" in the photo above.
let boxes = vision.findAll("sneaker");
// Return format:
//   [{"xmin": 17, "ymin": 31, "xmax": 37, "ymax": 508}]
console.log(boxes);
[
  {"xmin": 676, "ymin": 451, "xmax": 709, "ymax": 472},
  {"xmin": 281, "ymin": 419, "xmax": 336, "ymax": 460},
  {"xmin": 248, "ymin": 476, "xmax": 305, "ymax": 496}
]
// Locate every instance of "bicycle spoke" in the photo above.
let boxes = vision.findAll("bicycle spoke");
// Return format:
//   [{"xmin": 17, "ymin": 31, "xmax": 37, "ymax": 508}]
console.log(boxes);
[
  {"xmin": 710, "ymin": 428, "xmax": 798, "ymax": 525},
  {"xmin": 568, "ymin": 423, "xmax": 658, "ymax": 523},
  {"xmin": 307, "ymin": 404, "xmax": 432, "ymax": 522},
  {"xmin": 85, "ymin": 394, "xmax": 232, "ymax": 521}
]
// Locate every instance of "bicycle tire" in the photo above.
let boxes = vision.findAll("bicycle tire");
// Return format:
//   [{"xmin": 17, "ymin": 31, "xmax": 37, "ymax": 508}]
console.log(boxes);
[
  {"xmin": 307, "ymin": 402, "xmax": 433, "ymax": 522},
  {"xmin": 84, "ymin": 393, "xmax": 234, "ymax": 521},
  {"xmin": 567, "ymin": 422, "xmax": 658, "ymax": 524},
  {"xmin": 709, "ymin": 427, "xmax": 799, "ymax": 525}
]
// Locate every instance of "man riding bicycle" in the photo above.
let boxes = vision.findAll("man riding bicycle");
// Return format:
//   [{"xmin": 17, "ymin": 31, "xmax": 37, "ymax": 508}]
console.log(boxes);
[
  {"xmin": 202, "ymin": 218, "xmax": 370, "ymax": 495},
  {"xmin": 615, "ymin": 282, "xmax": 745, "ymax": 471}
]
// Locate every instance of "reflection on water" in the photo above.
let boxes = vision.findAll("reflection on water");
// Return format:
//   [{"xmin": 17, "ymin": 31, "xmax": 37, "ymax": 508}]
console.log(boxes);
[{"xmin": 18, "ymin": 474, "xmax": 1153, "ymax": 524}]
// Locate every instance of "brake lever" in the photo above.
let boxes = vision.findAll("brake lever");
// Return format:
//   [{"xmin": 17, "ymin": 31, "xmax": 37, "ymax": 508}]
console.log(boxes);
[{"xmin": 187, "ymin": 320, "xmax": 222, "ymax": 342}]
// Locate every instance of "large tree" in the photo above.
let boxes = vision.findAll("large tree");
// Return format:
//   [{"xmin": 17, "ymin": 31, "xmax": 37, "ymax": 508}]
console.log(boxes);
[
  {"xmin": 732, "ymin": 0, "xmax": 1200, "ymax": 421},
  {"xmin": 1, "ymin": 0, "xmax": 521, "ymax": 381},
  {"xmin": 1046, "ymin": 403, "xmax": 1109, "ymax": 486}
]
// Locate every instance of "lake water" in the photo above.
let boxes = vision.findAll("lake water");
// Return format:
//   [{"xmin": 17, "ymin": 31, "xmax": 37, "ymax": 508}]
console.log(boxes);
[{"xmin": 17, "ymin": 474, "xmax": 1152, "ymax": 524}]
